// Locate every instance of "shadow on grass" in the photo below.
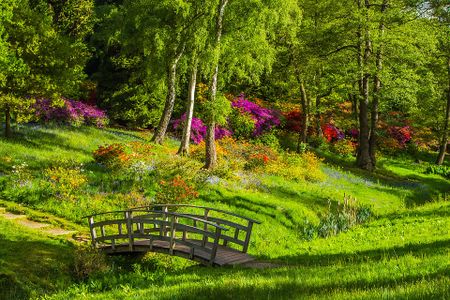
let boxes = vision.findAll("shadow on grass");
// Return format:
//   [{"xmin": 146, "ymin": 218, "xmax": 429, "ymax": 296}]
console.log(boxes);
[
  {"xmin": 205, "ymin": 190, "xmax": 302, "ymax": 230},
  {"xmin": 0, "ymin": 127, "xmax": 92, "ymax": 158},
  {"xmin": 276, "ymin": 238, "xmax": 450, "ymax": 266},
  {"xmin": 381, "ymin": 203, "xmax": 450, "ymax": 220},
  {"xmin": 0, "ymin": 235, "xmax": 74, "ymax": 300},
  {"xmin": 317, "ymin": 150, "xmax": 450, "ymax": 208}
]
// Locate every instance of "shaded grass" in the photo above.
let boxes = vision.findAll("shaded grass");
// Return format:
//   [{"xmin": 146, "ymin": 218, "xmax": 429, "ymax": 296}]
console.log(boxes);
[{"xmin": 0, "ymin": 218, "xmax": 75, "ymax": 300}]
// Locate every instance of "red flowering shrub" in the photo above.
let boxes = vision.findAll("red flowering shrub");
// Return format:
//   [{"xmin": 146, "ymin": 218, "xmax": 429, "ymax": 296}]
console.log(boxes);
[
  {"xmin": 284, "ymin": 110, "xmax": 302, "ymax": 132},
  {"xmin": 322, "ymin": 124, "xmax": 345, "ymax": 143},
  {"xmin": 388, "ymin": 126, "xmax": 412, "ymax": 146},
  {"xmin": 155, "ymin": 176, "xmax": 199, "ymax": 204}
]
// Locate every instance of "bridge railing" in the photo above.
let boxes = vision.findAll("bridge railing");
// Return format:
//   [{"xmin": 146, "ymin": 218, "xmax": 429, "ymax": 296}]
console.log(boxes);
[
  {"xmin": 131, "ymin": 204, "xmax": 261, "ymax": 253},
  {"xmin": 87, "ymin": 209, "xmax": 228, "ymax": 265}
]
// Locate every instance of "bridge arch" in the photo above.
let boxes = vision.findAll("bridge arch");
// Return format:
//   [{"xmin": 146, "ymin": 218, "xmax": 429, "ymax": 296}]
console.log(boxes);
[{"xmin": 87, "ymin": 205, "xmax": 260, "ymax": 266}]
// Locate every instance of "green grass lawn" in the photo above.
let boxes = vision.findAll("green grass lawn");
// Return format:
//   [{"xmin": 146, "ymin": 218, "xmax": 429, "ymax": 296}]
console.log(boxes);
[
  {"xmin": 0, "ymin": 217, "xmax": 75, "ymax": 300},
  {"xmin": 0, "ymin": 125, "xmax": 449, "ymax": 299}
]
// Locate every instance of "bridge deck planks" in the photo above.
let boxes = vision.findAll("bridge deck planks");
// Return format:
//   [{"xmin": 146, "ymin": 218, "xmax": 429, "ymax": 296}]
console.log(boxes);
[{"xmin": 101, "ymin": 239, "xmax": 255, "ymax": 266}]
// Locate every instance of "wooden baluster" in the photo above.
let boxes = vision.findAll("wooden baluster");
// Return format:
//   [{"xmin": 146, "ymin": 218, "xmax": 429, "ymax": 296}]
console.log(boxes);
[
  {"xmin": 242, "ymin": 221, "xmax": 254, "ymax": 253},
  {"xmin": 88, "ymin": 216, "xmax": 98, "ymax": 248},
  {"xmin": 118, "ymin": 223, "xmax": 122, "ymax": 236},
  {"xmin": 163, "ymin": 206, "xmax": 169, "ymax": 237},
  {"xmin": 209, "ymin": 227, "xmax": 222, "ymax": 266},
  {"xmin": 202, "ymin": 208, "xmax": 210, "ymax": 247},
  {"xmin": 125, "ymin": 211, "xmax": 134, "ymax": 252},
  {"xmin": 101, "ymin": 226, "xmax": 106, "ymax": 238},
  {"xmin": 169, "ymin": 215, "xmax": 177, "ymax": 255}
]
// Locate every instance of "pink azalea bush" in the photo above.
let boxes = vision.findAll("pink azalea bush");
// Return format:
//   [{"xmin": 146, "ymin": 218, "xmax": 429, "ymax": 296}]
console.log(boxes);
[
  {"xmin": 172, "ymin": 114, "xmax": 232, "ymax": 144},
  {"xmin": 231, "ymin": 94, "xmax": 281, "ymax": 136},
  {"xmin": 34, "ymin": 98, "xmax": 108, "ymax": 127}
]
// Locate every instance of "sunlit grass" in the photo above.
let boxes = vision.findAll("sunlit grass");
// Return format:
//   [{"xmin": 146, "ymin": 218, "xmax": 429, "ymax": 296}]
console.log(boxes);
[{"xmin": 0, "ymin": 125, "xmax": 449, "ymax": 299}]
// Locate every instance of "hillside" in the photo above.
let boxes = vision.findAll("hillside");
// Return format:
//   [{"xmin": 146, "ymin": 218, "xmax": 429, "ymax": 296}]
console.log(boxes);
[{"xmin": 0, "ymin": 125, "xmax": 449, "ymax": 299}]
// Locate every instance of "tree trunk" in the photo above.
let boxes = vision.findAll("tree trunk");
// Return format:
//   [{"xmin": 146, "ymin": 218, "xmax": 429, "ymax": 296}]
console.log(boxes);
[
  {"xmin": 436, "ymin": 56, "xmax": 450, "ymax": 165},
  {"xmin": 5, "ymin": 106, "xmax": 11, "ymax": 138},
  {"xmin": 356, "ymin": 0, "xmax": 373, "ymax": 171},
  {"xmin": 350, "ymin": 93, "xmax": 359, "ymax": 122},
  {"xmin": 299, "ymin": 80, "xmax": 309, "ymax": 146},
  {"xmin": 205, "ymin": 119, "xmax": 217, "ymax": 169},
  {"xmin": 204, "ymin": 0, "xmax": 228, "ymax": 170},
  {"xmin": 178, "ymin": 57, "xmax": 198, "ymax": 156},
  {"xmin": 152, "ymin": 45, "xmax": 185, "ymax": 144},
  {"xmin": 369, "ymin": 0, "xmax": 387, "ymax": 168},
  {"xmin": 315, "ymin": 95, "xmax": 323, "ymax": 138}
]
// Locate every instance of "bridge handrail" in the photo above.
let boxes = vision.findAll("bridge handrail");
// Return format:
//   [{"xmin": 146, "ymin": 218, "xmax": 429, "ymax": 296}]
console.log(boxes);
[
  {"xmin": 131, "ymin": 204, "xmax": 261, "ymax": 224},
  {"xmin": 89, "ymin": 210, "xmax": 229, "ymax": 231},
  {"xmin": 85, "ymin": 205, "xmax": 260, "ymax": 225}
]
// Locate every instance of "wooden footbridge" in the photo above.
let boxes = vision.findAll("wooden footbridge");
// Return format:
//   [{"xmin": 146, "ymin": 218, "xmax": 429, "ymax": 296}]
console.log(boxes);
[{"xmin": 86, "ymin": 204, "xmax": 260, "ymax": 266}]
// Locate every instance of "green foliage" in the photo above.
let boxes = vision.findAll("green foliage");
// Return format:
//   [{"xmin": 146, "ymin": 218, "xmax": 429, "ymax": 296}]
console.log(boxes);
[
  {"xmin": 331, "ymin": 139, "xmax": 356, "ymax": 157},
  {"xmin": 425, "ymin": 165, "xmax": 450, "ymax": 179},
  {"xmin": 73, "ymin": 247, "xmax": 110, "ymax": 282},
  {"xmin": 228, "ymin": 109, "xmax": 255, "ymax": 139},
  {"xmin": 253, "ymin": 131, "xmax": 281, "ymax": 150},
  {"xmin": 266, "ymin": 151, "xmax": 325, "ymax": 182}
]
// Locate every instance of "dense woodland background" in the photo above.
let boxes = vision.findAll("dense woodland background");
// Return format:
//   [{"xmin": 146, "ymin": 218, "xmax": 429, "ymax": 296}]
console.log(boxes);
[{"xmin": 0, "ymin": 0, "xmax": 449, "ymax": 170}]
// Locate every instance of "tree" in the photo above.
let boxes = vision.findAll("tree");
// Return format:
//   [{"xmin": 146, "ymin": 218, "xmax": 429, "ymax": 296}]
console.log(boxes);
[
  {"xmin": 203, "ymin": 0, "xmax": 301, "ymax": 169},
  {"xmin": 0, "ymin": 0, "xmax": 93, "ymax": 137},
  {"xmin": 430, "ymin": 0, "xmax": 450, "ymax": 164}
]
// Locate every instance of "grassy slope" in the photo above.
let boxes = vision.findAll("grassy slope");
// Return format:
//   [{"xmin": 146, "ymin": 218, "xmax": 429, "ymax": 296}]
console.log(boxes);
[
  {"xmin": 0, "ymin": 125, "xmax": 449, "ymax": 299},
  {"xmin": 0, "ymin": 217, "xmax": 75, "ymax": 300}
]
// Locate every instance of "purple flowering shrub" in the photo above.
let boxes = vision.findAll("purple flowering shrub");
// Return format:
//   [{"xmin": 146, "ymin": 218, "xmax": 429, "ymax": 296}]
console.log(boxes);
[
  {"xmin": 173, "ymin": 114, "xmax": 232, "ymax": 144},
  {"xmin": 231, "ymin": 94, "xmax": 281, "ymax": 136},
  {"xmin": 34, "ymin": 98, "xmax": 108, "ymax": 127}
]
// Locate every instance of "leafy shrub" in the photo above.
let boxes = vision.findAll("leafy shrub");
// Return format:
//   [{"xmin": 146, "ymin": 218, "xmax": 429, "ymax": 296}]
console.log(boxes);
[
  {"xmin": 297, "ymin": 142, "xmax": 308, "ymax": 153},
  {"xmin": 245, "ymin": 153, "xmax": 270, "ymax": 171},
  {"xmin": 266, "ymin": 151, "xmax": 325, "ymax": 182},
  {"xmin": 155, "ymin": 176, "xmax": 199, "ymax": 204},
  {"xmin": 253, "ymin": 131, "xmax": 281, "ymax": 150},
  {"xmin": 308, "ymin": 135, "xmax": 328, "ymax": 150},
  {"xmin": 73, "ymin": 247, "xmax": 110, "ymax": 281},
  {"xmin": 228, "ymin": 109, "xmax": 256, "ymax": 139},
  {"xmin": 283, "ymin": 109, "xmax": 302, "ymax": 132},
  {"xmin": 332, "ymin": 139, "xmax": 356, "ymax": 157},
  {"xmin": 379, "ymin": 137, "xmax": 403, "ymax": 155},
  {"xmin": 389, "ymin": 126, "xmax": 412, "ymax": 146},
  {"xmin": 45, "ymin": 166, "xmax": 87, "ymax": 201},
  {"xmin": 34, "ymin": 98, "xmax": 108, "ymax": 127},
  {"xmin": 425, "ymin": 165, "xmax": 450, "ymax": 179},
  {"xmin": 93, "ymin": 144, "xmax": 131, "ymax": 169}
]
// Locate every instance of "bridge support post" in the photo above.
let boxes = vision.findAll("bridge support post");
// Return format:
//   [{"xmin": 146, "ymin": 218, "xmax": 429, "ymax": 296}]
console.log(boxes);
[
  {"xmin": 242, "ymin": 221, "xmax": 254, "ymax": 253},
  {"xmin": 169, "ymin": 215, "xmax": 177, "ymax": 255},
  {"xmin": 88, "ymin": 216, "xmax": 98, "ymax": 248},
  {"xmin": 202, "ymin": 208, "xmax": 210, "ymax": 247},
  {"xmin": 125, "ymin": 211, "xmax": 134, "ymax": 252},
  {"xmin": 209, "ymin": 227, "xmax": 222, "ymax": 266}
]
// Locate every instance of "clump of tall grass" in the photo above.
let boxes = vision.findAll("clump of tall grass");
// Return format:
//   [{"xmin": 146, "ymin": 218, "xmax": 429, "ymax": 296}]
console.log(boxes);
[{"xmin": 303, "ymin": 194, "xmax": 372, "ymax": 240}]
